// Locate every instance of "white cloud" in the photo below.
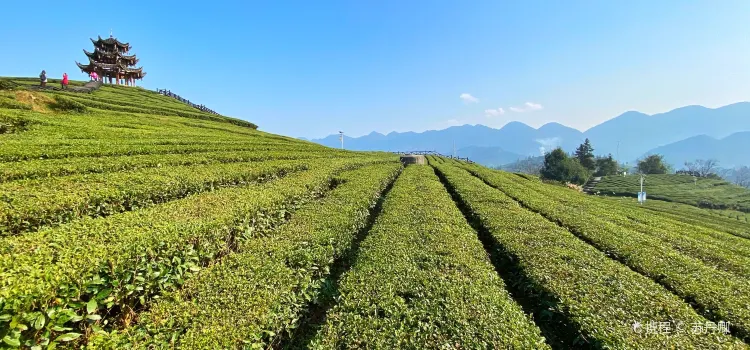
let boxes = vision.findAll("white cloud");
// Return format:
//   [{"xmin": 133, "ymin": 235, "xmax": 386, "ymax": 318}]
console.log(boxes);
[
  {"xmin": 459, "ymin": 93, "xmax": 479, "ymax": 104},
  {"xmin": 536, "ymin": 137, "xmax": 561, "ymax": 155},
  {"xmin": 510, "ymin": 102, "xmax": 544, "ymax": 113},
  {"xmin": 484, "ymin": 108, "xmax": 505, "ymax": 117}
]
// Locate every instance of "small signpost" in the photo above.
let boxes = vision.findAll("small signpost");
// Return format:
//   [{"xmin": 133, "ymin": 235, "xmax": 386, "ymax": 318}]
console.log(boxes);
[{"xmin": 339, "ymin": 131, "xmax": 344, "ymax": 149}]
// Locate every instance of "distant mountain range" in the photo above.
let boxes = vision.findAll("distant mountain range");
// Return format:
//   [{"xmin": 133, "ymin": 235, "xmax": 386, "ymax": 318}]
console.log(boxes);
[
  {"xmin": 307, "ymin": 102, "xmax": 750, "ymax": 168},
  {"xmin": 645, "ymin": 132, "xmax": 750, "ymax": 167}
]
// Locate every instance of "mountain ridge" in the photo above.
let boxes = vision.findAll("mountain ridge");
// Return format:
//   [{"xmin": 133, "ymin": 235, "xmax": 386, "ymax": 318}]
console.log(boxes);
[{"xmin": 309, "ymin": 101, "xmax": 750, "ymax": 167}]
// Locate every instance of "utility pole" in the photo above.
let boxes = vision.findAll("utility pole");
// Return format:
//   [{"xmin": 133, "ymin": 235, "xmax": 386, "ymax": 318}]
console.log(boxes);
[
  {"xmin": 453, "ymin": 140, "xmax": 456, "ymax": 158},
  {"xmin": 639, "ymin": 173, "xmax": 646, "ymax": 205},
  {"xmin": 339, "ymin": 131, "xmax": 344, "ymax": 149}
]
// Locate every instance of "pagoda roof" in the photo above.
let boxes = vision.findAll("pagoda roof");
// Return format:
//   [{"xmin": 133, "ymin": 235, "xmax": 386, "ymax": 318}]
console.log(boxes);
[
  {"xmin": 83, "ymin": 49, "xmax": 138, "ymax": 63},
  {"xmin": 90, "ymin": 35, "xmax": 130, "ymax": 50},
  {"xmin": 76, "ymin": 60, "xmax": 146, "ymax": 76}
]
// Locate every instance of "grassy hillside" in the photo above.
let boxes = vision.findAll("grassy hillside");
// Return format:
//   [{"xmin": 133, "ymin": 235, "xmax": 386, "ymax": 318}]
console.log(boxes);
[
  {"xmin": 1, "ymin": 78, "xmax": 749, "ymax": 349},
  {"xmin": 593, "ymin": 173, "xmax": 750, "ymax": 212}
]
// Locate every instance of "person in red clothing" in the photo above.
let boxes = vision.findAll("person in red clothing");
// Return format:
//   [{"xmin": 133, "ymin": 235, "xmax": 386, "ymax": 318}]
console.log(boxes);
[{"xmin": 61, "ymin": 73, "xmax": 69, "ymax": 90}]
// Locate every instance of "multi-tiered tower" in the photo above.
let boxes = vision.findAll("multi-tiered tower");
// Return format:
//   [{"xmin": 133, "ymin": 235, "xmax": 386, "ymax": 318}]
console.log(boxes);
[{"xmin": 76, "ymin": 35, "xmax": 146, "ymax": 86}]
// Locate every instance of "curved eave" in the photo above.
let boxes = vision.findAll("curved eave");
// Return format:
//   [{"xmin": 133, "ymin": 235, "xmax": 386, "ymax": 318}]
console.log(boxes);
[
  {"xmin": 83, "ymin": 49, "xmax": 97, "ymax": 59},
  {"xmin": 84, "ymin": 51, "xmax": 137, "ymax": 64},
  {"xmin": 91, "ymin": 36, "xmax": 131, "ymax": 51},
  {"xmin": 76, "ymin": 61, "xmax": 93, "ymax": 71},
  {"xmin": 124, "ymin": 66, "xmax": 144, "ymax": 73}
]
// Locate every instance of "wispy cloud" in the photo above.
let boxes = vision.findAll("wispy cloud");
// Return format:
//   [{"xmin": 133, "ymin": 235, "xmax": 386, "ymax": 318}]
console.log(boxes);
[
  {"xmin": 459, "ymin": 93, "xmax": 479, "ymax": 104},
  {"xmin": 536, "ymin": 137, "xmax": 561, "ymax": 155},
  {"xmin": 510, "ymin": 102, "xmax": 543, "ymax": 113},
  {"xmin": 484, "ymin": 108, "xmax": 505, "ymax": 117}
]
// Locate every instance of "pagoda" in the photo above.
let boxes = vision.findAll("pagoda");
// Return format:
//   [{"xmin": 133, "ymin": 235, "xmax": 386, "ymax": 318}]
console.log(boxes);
[{"xmin": 76, "ymin": 34, "xmax": 146, "ymax": 86}]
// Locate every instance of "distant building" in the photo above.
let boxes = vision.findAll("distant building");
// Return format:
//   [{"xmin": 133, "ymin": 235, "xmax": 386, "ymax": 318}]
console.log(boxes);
[{"xmin": 76, "ymin": 35, "xmax": 146, "ymax": 86}]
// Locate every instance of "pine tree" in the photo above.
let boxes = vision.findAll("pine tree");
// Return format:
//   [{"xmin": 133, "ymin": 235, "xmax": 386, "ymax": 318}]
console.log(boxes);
[{"xmin": 575, "ymin": 138, "xmax": 596, "ymax": 171}]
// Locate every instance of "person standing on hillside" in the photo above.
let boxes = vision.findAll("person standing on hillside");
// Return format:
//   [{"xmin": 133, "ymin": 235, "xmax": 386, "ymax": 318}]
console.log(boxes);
[
  {"xmin": 39, "ymin": 70, "xmax": 47, "ymax": 87},
  {"xmin": 61, "ymin": 73, "xmax": 69, "ymax": 89}
]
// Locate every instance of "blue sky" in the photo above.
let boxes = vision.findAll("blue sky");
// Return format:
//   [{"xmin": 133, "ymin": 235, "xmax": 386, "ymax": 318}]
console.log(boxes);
[{"xmin": 1, "ymin": 1, "xmax": 749, "ymax": 139}]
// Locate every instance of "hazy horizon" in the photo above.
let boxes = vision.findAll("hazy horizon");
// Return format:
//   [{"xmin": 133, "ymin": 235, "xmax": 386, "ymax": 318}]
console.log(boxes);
[{"xmin": 308, "ymin": 100, "xmax": 750, "ymax": 139}]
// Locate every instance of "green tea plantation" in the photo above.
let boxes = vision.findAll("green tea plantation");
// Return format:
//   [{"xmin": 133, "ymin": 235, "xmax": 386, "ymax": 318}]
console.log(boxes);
[
  {"xmin": 594, "ymin": 173, "xmax": 750, "ymax": 212},
  {"xmin": 1, "ymin": 78, "xmax": 749, "ymax": 349}
]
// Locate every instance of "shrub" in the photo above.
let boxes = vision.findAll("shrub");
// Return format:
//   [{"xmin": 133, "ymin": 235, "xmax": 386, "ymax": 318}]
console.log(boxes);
[
  {"xmin": 50, "ymin": 95, "xmax": 88, "ymax": 113},
  {"xmin": 0, "ymin": 158, "xmax": 388, "ymax": 348},
  {"xmin": 0, "ymin": 97, "xmax": 31, "ymax": 111},
  {"xmin": 98, "ymin": 163, "xmax": 401, "ymax": 348},
  {"xmin": 637, "ymin": 154, "xmax": 669, "ymax": 174},
  {"xmin": 0, "ymin": 115, "xmax": 33, "ymax": 134},
  {"xmin": 312, "ymin": 165, "xmax": 548, "ymax": 348},
  {"xmin": 444, "ymin": 163, "xmax": 749, "ymax": 348},
  {"xmin": 466, "ymin": 164, "xmax": 750, "ymax": 341},
  {"xmin": 0, "ymin": 79, "xmax": 17, "ymax": 90}
]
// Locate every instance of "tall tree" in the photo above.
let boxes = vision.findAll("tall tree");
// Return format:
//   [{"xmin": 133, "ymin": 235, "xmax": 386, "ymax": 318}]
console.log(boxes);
[
  {"xmin": 594, "ymin": 154, "xmax": 619, "ymax": 176},
  {"xmin": 575, "ymin": 138, "xmax": 596, "ymax": 171},
  {"xmin": 540, "ymin": 148, "xmax": 568, "ymax": 181},
  {"xmin": 637, "ymin": 154, "xmax": 669, "ymax": 174},
  {"xmin": 540, "ymin": 148, "xmax": 589, "ymax": 185}
]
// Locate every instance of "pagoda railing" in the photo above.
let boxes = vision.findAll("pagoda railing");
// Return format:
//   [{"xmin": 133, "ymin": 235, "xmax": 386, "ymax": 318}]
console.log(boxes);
[
  {"xmin": 156, "ymin": 89, "xmax": 221, "ymax": 115},
  {"xmin": 391, "ymin": 151, "xmax": 472, "ymax": 163}
]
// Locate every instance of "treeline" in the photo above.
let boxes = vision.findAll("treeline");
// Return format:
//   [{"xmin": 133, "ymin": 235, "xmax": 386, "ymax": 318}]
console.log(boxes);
[
  {"xmin": 539, "ymin": 139, "xmax": 620, "ymax": 185},
  {"xmin": 524, "ymin": 139, "xmax": 750, "ymax": 188}
]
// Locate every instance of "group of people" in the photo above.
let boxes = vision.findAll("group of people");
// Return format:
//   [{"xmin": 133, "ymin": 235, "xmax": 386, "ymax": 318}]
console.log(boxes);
[{"xmin": 39, "ymin": 70, "xmax": 69, "ymax": 89}]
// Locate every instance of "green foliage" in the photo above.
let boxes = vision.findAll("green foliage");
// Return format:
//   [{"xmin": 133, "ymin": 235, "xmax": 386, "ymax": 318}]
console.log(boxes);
[
  {"xmin": 575, "ymin": 138, "xmax": 596, "ymax": 171},
  {"xmin": 0, "ymin": 139, "xmax": 313, "ymax": 162},
  {"xmin": 638, "ymin": 154, "xmax": 669, "ymax": 174},
  {"xmin": 439, "ymin": 163, "xmax": 748, "ymax": 348},
  {"xmin": 594, "ymin": 154, "xmax": 619, "ymax": 176},
  {"xmin": 600, "ymin": 196, "xmax": 750, "ymax": 240},
  {"xmin": 540, "ymin": 148, "xmax": 590, "ymax": 185},
  {"xmin": 0, "ymin": 96, "xmax": 31, "ymax": 111},
  {"xmin": 3, "ymin": 74, "xmax": 748, "ymax": 348},
  {"xmin": 4, "ymin": 77, "xmax": 257, "ymax": 129},
  {"xmin": 50, "ymin": 95, "xmax": 88, "ymax": 113},
  {"xmin": 595, "ymin": 174, "xmax": 750, "ymax": 212},
  {"xmin": 95, "ymin": 163, "xmax": 401, "ymax": 348},
  {"xmin": 0, "ymin": 79, "xmax": 17, "ymax": 90},
  {"xmin": 0, "ymin": 157, "xmax": 390, "ymax": 348},
  {"xmin": 0, "ymin": 148, "xmax": 361, "ymax": 182},
  {"xmin": 0, "ymin": 114, "xmax": 33, "ymax": 134},
  {"xmin": 312, "ymin": 166, "xmax": 549, "ymax": 348},
  {"xmin": 0, "ymin": 159, "xmax": 310, "ymax": 236},
  {"xmin": 540, "ymin": 148, "xmax": 567, "ymax": 181},
  {"xmin": 464, "ymin": 164, "xmax": 750, "ymax": 342}
]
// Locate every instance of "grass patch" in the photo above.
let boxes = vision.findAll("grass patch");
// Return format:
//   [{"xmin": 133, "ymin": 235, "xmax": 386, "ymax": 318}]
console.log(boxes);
[
  {"xmin": 0, "ymin": 79, "xmax": 19, "ymax": 91},
  {"xmin": 50, "ymin": 95, "xmax": 88, "ymax": 113},
  {"xmin": 0, "ymin": 95, "xmax": 31, "ymax": 111},
  {"xmin": 0, "ymin": 114, "xmax": 34, "ymax": 134}
]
